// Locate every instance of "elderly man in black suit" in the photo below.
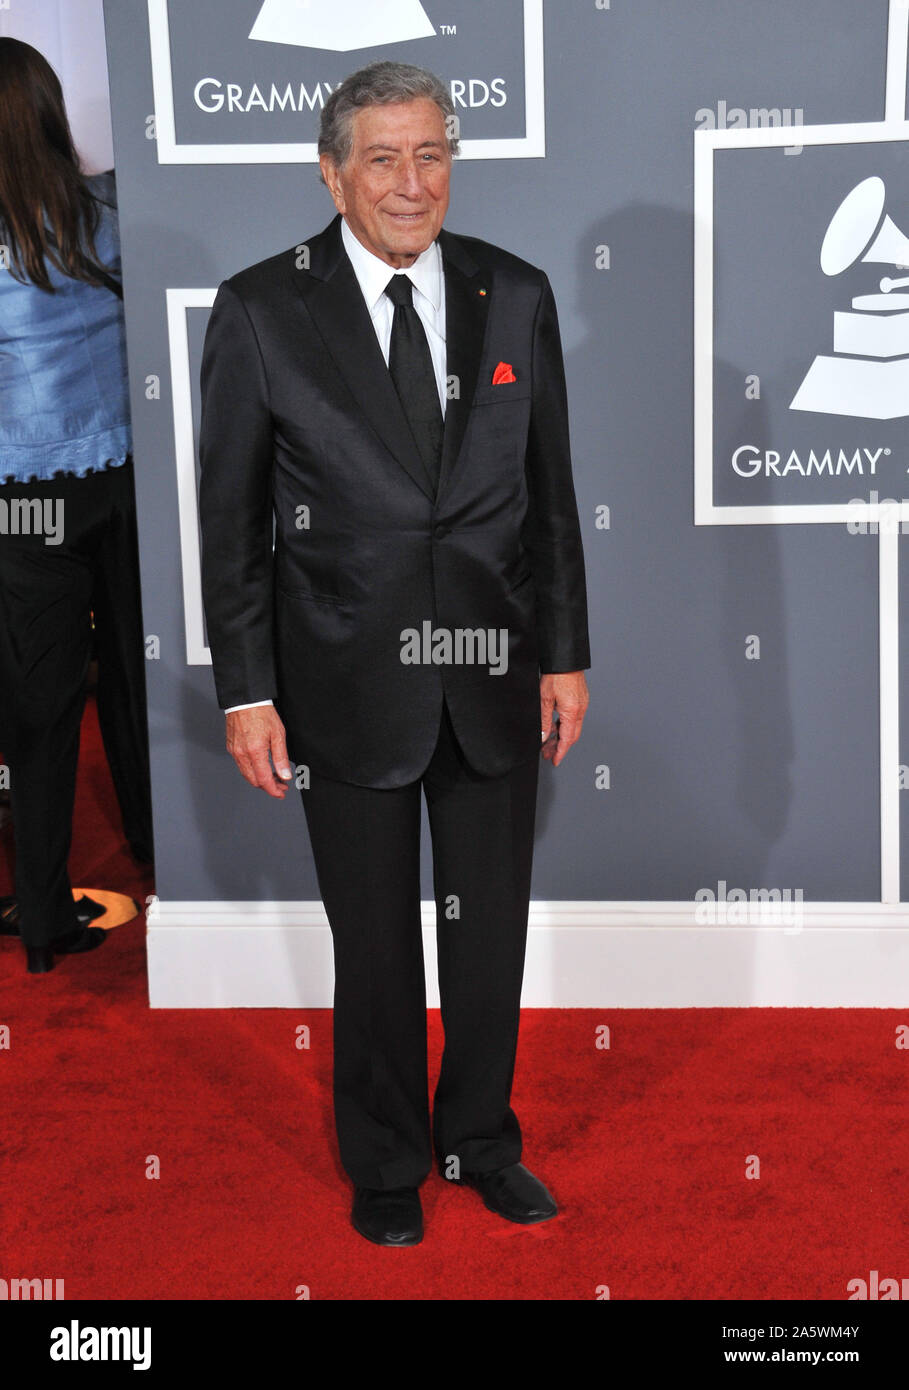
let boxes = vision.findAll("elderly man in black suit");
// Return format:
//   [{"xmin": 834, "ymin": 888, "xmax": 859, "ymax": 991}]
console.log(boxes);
[{"xmin": 199, "ymin": 60, "xmax": 590, "ymax": 1246}]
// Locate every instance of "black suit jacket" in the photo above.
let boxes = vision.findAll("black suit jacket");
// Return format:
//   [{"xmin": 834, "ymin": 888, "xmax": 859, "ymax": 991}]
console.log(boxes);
[{"xmin": 198, "ymin": 213, "xmax": 590, "ymax": 788}]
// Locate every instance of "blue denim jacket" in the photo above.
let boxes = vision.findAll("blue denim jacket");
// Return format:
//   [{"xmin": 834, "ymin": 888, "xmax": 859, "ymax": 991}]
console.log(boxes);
[{"xmin": 0, "ymin": 170, "xmax": 132, "ymax": 483}]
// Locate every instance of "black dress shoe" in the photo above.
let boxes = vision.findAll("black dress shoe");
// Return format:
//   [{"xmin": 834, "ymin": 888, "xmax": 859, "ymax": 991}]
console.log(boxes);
[
  {"xmin": 26, "ymin": 945, "xmax": 55, "ymax": 974},
  {"xmin": 73, "ymin": 895, "xmax": 107, "ymax": 926},
  {"xmin": 25, "ymin": 924, "xmax": 106, "ymax": 975},
  {"xmin": 2, "ymin": 894, "xmax": 106, "ymax": 937},
  {"xmin": 450, "ymin": 1162, "xmax": 558, "ymax": 1224},
  {"xmin": 351, "ymin": 1186, "xmax": 423, "ymax": 1246},
  {"xmin": 54, "ymin": 924, "xmax": 106, "ymax": 954}
]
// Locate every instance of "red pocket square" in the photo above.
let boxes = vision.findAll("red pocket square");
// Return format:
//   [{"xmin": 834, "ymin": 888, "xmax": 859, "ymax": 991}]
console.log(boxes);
[{"xmin": 492, "ymin": 361, "xmax": 516, "ymax": 385}]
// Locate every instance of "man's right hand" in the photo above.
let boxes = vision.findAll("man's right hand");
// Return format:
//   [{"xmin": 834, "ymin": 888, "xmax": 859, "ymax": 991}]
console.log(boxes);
[{"xmin": 225, "ymin": 706, "xmax": 294, "ymax": 799}]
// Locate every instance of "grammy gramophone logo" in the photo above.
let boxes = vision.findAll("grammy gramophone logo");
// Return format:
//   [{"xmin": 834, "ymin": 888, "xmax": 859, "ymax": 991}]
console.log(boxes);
[
  {"xmin": 249, "ymin": 0, "xmax": 436, "ymax": 51},
  {"xmin": 791, "ymin": 176, "xmax": 909, "ymax": 420}
]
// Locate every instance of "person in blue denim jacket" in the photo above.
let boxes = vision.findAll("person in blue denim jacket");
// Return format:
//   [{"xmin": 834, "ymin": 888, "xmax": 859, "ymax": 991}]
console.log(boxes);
[{"xmin": 0, "ymin": 37, "xmax": 152, "ymax": 974}]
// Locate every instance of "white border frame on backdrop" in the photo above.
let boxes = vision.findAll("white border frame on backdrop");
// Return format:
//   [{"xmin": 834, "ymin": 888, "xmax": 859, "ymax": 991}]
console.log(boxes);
[
  {"xmin": 694, "ymin": 119, "xmax": 909, "ymax": 527},
  {"xmin": 147, "ymin": 0, "xmax": 545, "ymax": 163},
  {"xmin": 166, "ymin": 288, "xmax": 215, "ymax": 667}
]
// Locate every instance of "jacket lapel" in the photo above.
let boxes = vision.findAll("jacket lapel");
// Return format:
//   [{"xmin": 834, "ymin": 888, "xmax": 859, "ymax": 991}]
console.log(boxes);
[
  {"xmin": 437, "ymin": 227, "xmax": 490, "ymax": 503},
  {"xmin": 286, "ymin": 215, "xmax": 437, "ymax": 500}
]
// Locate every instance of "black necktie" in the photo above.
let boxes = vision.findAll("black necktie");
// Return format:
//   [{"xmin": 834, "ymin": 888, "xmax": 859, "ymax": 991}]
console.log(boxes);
[{"xmin": 384, "ymin": 273, "xmax": 443, "ymax": 496}]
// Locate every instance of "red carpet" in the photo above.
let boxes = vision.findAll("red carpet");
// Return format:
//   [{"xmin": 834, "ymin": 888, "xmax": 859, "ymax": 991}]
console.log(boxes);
[{"xmin": 1, "ymin": 698, "xmax": 907, "ymax": 1299}]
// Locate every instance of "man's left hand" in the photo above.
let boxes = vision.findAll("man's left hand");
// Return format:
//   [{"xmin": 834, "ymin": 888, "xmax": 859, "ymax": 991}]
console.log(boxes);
[{"xmin": 540, "ymin": 671, "xmax": 589, "ymax": 766}]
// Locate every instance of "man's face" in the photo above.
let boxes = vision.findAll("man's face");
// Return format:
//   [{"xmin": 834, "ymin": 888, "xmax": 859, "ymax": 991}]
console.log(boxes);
[{"xmin": 320, "ymin": 97, "xmax": 452, "ymax": 268}]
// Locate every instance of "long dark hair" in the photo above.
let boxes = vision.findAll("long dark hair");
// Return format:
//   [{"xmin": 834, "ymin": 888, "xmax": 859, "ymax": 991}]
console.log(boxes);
[{"xmin": 0, "ymin": 37, "xmax": 121, "ymax": 295}]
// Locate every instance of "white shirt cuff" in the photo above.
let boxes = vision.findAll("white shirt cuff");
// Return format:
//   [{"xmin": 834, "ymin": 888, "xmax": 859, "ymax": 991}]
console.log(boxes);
[{"xmin": 224, "ymin": 699, "xmax": 274, "ymax": 713}]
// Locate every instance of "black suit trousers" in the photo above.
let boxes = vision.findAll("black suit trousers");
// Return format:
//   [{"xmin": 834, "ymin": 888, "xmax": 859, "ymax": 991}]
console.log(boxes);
[
  {"xmin": 0, "ymin": 459, "xmax": 153, "ymax": 947},
  {"xmin": 300, "ymin": 696, "xmax": 540, "ymax": 1189}
]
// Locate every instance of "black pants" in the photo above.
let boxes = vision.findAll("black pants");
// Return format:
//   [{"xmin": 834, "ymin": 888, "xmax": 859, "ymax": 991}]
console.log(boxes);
[
  {"xmin": 0, "ymin": 459, "xmax": 153, "ymax": 948},
  {"xmin": 300, "ymin": 697, "xmax": 540, "ymax": 1190}
]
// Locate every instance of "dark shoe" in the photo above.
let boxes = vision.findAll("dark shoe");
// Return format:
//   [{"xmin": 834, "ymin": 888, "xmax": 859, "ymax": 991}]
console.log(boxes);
[
  {"xmin": 351, "ymin": 1186, "xmax": 423, "ymax": 1246},
  {"xmin": 450, "ymin": 1162, "xmax": 557, "ymax": 1224},
  {"xmin": 2, "ymin": 893, "xmax": 106, "ymax": 937},
  {"xmin": 26, "ymin": 945, "xmax": 55, "ymax": 974},
  {"xmin": 73, "ymin": 894, "xmax": 107, "ymax": 926},
  {"xmin": 25, "ymin": 924, "xmax": 105, "ymax": 974},
  {"xmin": 53, "ymin": 925, "xmax": 106, "ymax": 955}
]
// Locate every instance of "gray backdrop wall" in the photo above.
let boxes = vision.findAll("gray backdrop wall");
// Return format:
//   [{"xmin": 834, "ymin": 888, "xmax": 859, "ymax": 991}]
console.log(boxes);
[
  {"xmin": 1, "ymin": 0, "xmax": 114, "ymax": 171},
  {"xmin": 102, "ymin": 0, "xmax": 908, "ymax": 930}
]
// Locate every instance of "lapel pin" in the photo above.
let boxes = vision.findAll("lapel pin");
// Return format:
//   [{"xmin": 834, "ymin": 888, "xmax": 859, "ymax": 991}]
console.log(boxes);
[{"xmin": 478, "ymin": 287, "xmax": 487, "ymax": 296}]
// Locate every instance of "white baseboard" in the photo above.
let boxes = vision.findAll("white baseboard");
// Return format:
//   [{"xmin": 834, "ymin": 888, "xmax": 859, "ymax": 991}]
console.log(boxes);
[{"xmin": 145, "ymin": 900, "xmax": 909, "ymax": 1008}]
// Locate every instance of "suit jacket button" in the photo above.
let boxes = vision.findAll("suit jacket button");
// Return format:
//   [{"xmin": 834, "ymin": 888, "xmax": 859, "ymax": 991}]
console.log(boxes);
[{"xmin": 433, "ymin": 523, "xmax": 449, "ymax": 539}]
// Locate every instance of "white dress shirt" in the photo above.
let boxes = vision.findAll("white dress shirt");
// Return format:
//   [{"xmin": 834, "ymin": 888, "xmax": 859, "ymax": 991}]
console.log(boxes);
[{"xmin": 225, "ymin": 216, "xmax": 448, "ymax": 714}]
